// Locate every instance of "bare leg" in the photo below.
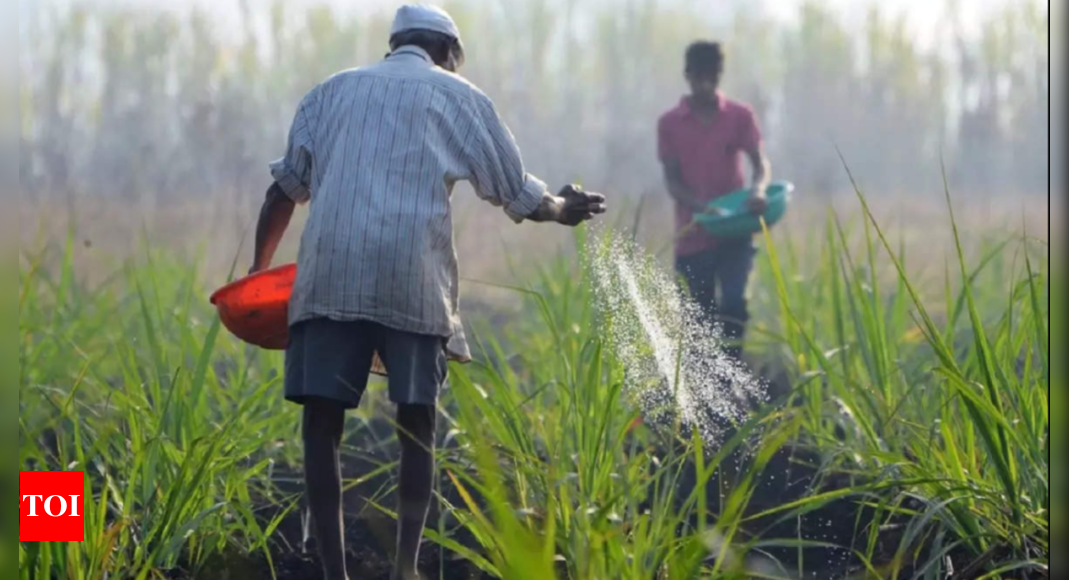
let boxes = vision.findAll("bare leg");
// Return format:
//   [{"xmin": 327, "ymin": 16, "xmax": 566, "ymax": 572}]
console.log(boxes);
[
  {"xmin": 392, "ymin": 403, "xmax": 437, "ymax": 580},
  {"xmin": 303, "ymin": 397, "xmax": 348, "ymax": 580}
]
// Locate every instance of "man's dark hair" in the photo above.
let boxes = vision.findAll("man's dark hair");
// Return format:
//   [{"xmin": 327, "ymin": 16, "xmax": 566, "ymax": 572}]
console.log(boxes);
[
  {"xmin": 685, "ymin": 41, "xmax": 724, "ymax": 75},
  {"xmin": 389, "ymin": 29, "xmax": 464, "ymax": 67}
]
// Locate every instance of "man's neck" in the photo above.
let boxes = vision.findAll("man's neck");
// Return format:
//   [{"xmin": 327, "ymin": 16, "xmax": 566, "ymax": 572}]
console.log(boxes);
[{"xmin": 688, "ymin": 95, "xmax": 720, "ymax": 120}]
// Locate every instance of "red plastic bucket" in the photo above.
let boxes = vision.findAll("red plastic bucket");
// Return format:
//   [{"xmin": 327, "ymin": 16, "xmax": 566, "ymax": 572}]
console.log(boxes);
[{"xmin": 209, "ymin": 263, "xmax": 296, "ymax": 350}]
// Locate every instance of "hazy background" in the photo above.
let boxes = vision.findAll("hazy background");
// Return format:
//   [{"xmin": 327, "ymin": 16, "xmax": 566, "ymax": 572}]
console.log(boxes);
[{"xmin": 16, "ymin": 0, "xmax": 1056, "ymax": 283}]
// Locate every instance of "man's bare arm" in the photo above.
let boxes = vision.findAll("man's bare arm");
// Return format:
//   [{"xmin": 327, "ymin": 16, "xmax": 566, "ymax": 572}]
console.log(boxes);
[
  {"xmin": 744, "ymin": 143, "xmax": 772, "ymax": 213},
  {"xmin": 662, "ymin": 161, "xmax": 705, "ymax": 213},
  {"xmin": 249, "ymin": 182, "xmax": 296, "ymax": 273}
]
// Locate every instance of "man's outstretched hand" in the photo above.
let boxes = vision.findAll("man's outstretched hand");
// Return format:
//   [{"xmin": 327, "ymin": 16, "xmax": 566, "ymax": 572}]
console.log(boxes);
[{"xmin": 554, "ymin": 184, "xmax": 607, "ymax": 226}]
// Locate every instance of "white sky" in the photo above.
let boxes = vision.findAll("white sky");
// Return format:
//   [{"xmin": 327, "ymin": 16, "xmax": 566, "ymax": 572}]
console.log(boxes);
[{"xmin": 22, "ymin": 0, "xmax": 1033, "ymax": 45}]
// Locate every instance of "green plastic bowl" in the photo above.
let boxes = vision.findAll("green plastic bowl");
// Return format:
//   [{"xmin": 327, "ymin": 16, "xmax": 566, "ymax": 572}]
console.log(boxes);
[{"xmin": 693, "ymin": 180, "xmax": 793, "ymax": 238}]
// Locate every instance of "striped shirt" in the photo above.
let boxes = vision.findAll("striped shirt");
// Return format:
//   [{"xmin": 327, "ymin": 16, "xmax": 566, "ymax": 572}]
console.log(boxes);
[{"xmin": 270, "ymin": 45, "xmax": 548, "ymax": 367}]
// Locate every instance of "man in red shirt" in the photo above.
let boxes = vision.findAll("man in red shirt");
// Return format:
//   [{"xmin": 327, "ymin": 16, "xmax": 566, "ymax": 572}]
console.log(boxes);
[{"xmin": 658, "ymin": 41, "xmax": 771, "ymax": 361}]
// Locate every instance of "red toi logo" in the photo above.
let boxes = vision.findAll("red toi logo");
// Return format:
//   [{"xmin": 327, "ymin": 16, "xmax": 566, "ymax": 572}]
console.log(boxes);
[{"xmin": 20, "ymin": 471, "xmax": 85, "ymax": 541}]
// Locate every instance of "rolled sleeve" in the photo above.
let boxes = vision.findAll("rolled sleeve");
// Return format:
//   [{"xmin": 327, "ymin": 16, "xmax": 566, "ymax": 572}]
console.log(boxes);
[
  {"xmin": 504, "ymin": 174, "xmax": 548, "ymax": 223},
  {"xmin": 270, "ymin": 157, "xmax": 311, "ymax": 204},
  {"xmin": 270, "ymin": 89, "xmax": 318, "ymax": 204},
  {"xmin": 467, "ymin": 93, "xmax": 548, "ymax": 223}
]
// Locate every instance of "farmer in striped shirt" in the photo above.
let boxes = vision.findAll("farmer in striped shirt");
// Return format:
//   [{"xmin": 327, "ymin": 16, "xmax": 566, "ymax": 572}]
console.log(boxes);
[{"xmin": 248, "ymin": 5, "xmax": 605, "ymax": 580}]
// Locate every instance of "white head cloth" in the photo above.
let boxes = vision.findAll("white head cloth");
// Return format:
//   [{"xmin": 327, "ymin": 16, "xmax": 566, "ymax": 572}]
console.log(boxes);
[{"xmin": 391, "ymin": 4, "xmax": 462, "ymax": 43}]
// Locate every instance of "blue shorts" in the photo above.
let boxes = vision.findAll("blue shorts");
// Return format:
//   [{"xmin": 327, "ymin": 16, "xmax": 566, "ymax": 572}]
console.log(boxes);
[{"xmin": 284, "ymin": 318, "xmax": 447, "ymax": 409}]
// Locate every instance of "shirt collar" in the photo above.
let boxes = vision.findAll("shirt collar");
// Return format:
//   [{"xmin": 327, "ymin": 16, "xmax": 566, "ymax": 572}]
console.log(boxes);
[
  {"xmin": 679, "ymin": 91, "xmax": 725, "ymax": 116},
  {"xmin": 388, "ymin": 45, "xmax": 433, "ymax": 64}
]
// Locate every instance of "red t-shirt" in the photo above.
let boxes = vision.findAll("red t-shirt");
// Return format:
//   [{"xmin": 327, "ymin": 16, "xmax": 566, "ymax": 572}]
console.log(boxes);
[{"xmin": 657, "ymin": 93, "xmax": 762, "ymax": 256}]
